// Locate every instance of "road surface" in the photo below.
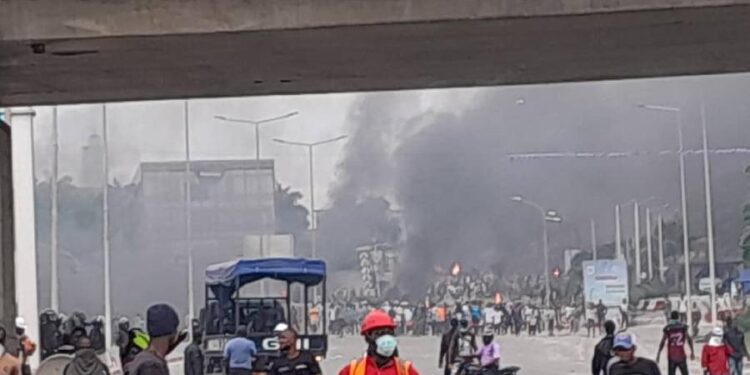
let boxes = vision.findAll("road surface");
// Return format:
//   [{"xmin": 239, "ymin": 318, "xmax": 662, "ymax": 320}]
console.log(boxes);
[{"xmin": 164, "ymin": 323, "xmax": 745, "ymax": 374}]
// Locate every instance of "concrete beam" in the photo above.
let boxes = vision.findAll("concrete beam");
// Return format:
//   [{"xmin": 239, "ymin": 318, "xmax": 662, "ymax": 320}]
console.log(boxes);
[{"xmin": 2, "ymin": 1, "xmax": 750, "ymax": 105}]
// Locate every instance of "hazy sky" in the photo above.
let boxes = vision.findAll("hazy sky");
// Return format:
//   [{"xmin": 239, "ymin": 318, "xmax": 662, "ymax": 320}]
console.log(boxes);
[
  {"xmin": 29, "ymin": 73, "xmax": 750, "ymax": 213},
  {"xmin": 21, "ymin": 72, "xmax": 750, "ymax": 314},
  {"xmin": 29, "ymin": 88, "xmax": 478, "ymax": 209},
  {"xmin": 27, "ymin": 72, "xmax": 750, "ymax": 255}
]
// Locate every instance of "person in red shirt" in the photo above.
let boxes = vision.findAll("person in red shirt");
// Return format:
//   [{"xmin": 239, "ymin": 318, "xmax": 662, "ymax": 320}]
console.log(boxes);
[
  {"xmin": 656, "ymin": 311, "xmax": 694, "ymax": 375},
  {"xmin": 702, "ymin": 326, "xmax": 733, "ymax": 375},
  {"xmin": 337, "ymin": 310, "xmax": 421, "ymax": 375}
]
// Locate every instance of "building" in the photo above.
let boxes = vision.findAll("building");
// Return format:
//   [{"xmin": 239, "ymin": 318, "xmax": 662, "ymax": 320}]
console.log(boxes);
[{"xmin": 131, "ymin": 159, "xmax": 278, "ymax": 306}]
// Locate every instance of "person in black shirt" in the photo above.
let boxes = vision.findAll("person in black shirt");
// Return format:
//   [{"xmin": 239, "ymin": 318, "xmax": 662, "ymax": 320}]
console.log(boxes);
[
  {"xmin": 591, "ymin": 320, "xmax": 615, "ymax": 375},
  {"xmin": 609, "ymin": 332, "xmax": 661, "ymax": 375},
  {"xmin": 595, "ymin": 301, "xmax": 608, "ymax": 335},
  {"xmin": 268, "ymin": 328, "xmax": 321, "ymax": 375},
  {"xmin": 723, "ymin": 316, "xmax": 749, "ymax": 375},
  {"xmin": 183, "ymin": 331, "xmax": 204, "ymax": 375},
  {"xmin": 439, "ymin": 318, "xmax": 459, "ymax": 375}
]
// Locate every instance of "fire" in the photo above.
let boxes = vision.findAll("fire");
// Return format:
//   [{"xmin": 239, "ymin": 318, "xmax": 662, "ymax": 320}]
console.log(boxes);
[
  {"xmin": 495, "ymin": 292, "xmax": 502, "ymax": 305},
  {"xmin": 451, "ymin": 262, "xmax": 461, "ymax": 276}
]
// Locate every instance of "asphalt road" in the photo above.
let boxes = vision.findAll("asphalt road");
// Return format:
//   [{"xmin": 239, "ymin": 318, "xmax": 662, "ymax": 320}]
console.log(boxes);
[{"xmin": 163, "ymin": 323, "xmax": 748, "ymax": 375}]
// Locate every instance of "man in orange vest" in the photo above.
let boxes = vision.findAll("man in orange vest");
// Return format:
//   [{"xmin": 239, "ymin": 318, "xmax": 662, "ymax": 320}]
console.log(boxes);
[{"xmin": 337, "ymin": 310, "xmax": 421, "ymax": 375}]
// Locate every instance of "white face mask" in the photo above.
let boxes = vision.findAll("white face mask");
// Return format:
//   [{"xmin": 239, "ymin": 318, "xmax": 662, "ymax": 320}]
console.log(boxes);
[
  {"xmin": 375, "ymin": 335, "xmax": 398, "ymax": 357},
  {"xmin": 0, "ymin": 344, "xmax": 5, "ymax": 357}
]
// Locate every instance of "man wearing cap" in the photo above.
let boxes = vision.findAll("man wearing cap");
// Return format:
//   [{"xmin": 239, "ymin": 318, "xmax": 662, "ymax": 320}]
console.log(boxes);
[
  {"xmin": 337, "ymin": 310, "xmax": 421, "ymax": 375},
  {"xmin": 125, "ymin": 304, "xmax": 186, "ymax": 375},
  {"xmin": 608, "ymin": 332, "xmax": 661, "ymax": 375}
]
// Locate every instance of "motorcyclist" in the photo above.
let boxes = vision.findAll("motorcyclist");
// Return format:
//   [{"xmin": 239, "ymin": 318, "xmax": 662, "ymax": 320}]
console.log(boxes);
[
  {"xmin": 451, "ymin": 319, "xmax": 477, "ymax": 375},
  {"xmin": 336, "ymin": 310, "xmax": 421, "ymax": 375},
  {"xmin": 476, "ymin": 329, "xmax": 500, "ymax": 374}
]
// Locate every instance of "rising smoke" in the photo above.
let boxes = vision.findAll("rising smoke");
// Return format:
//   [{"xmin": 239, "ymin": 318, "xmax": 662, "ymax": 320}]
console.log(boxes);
[{"xmin": 337, "ymin": 78, "xmax": 750, "ymax": 295}]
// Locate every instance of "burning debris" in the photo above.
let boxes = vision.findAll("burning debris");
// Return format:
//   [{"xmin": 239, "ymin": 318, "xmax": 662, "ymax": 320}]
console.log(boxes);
[{"xmin": 451, "ymin": 262, "xmax": 461, "ymax": 277}]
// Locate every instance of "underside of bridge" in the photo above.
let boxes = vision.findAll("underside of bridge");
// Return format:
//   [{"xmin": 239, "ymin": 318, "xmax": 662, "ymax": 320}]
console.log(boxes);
[{"xmin": 2, "ymin": 1, "xmax": 750, "ymax": 106}]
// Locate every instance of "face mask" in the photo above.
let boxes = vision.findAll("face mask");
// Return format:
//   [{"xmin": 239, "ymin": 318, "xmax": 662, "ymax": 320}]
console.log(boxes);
[
  {"xmin": 0, "ymin": 344, "xmax": 5, "ymax": 357},
  {"xmin": 483, "ymin": 337, "xmax": 492, "ymax": 345},
  {"xmin": 375, "ymin": 335, "xmax": 398, "ymax": 358}
]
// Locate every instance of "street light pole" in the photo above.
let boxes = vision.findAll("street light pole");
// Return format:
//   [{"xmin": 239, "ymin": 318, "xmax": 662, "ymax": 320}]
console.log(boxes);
[
  {"xmin": 638, "ymin": 104, "xmax": 692, "ymax": 329},
  {"xmin": 615, "ymin": 205, "xmax": 622, "ymax": 259},
  {"xmin": 101, "ymin": 104, "xmax": 112, "ymax": 352},
  {"xmin": 214, "ymin": 111, "xmax": 299, "ymax": 160},
  {"xmin": 701, "ymin": 103, "xmax": 718, "ymax": 323},
  {"xmin": 634, "ymin": 202, "xmax": 641, "ymax": 284},
  {"xmin": 183, "ymin": 101, "xmax": 195, "ymax": 332},
  {"xmin": 274, "ymin": 135, "xmax": 348, "ymax": 259},
  {"xmin": 646, "ymin": 207, "xmax": 653, "ymax": 280},
  {"xmin": 658, "ymin": 214, "xmax": 665, "ymax": 282},
  {"xmin": 308, "ymin": 144, "xmax": 316, "ymax": 257},
  {"xmin": 50, "ymin": 106, "xmax": 60, "ymax": 312},
  {"xmin": 215, "ymin": 111, "xmax": 299, "ymax": 262},
  {"xmin": 512, "ymin": 196, "xmax": 561, "ymax": 306},
  {"xmin": 591, "ymin": 219, "xmax": 597, "ymax": 261}
]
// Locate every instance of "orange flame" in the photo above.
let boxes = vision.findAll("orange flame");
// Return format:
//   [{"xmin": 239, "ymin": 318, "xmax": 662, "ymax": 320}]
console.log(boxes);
[
  {"xmin": 495, "ymin": 292, "xmax": 502, "ymax": 304},
  {"xmin": 451, "ymin": 262, "xmax": 461, "ymax": 276}
]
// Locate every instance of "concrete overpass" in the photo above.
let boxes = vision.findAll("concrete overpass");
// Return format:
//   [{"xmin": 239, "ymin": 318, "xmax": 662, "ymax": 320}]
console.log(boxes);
[{"xmin": 3, "ymin": 0, "xmax": 750, "ymax": 106}]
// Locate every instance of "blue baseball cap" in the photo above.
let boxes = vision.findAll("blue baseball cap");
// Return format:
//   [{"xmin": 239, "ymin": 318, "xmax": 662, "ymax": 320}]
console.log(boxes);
[{"xmin": 613, "ymin": 332, "xmax": 636, "ymax": 350}]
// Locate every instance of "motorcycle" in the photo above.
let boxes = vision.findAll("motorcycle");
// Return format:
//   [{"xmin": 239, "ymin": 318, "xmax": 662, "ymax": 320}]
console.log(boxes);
[{"xmin": 450, "ymin": 361, "xmax": 521, "ymax": 375}]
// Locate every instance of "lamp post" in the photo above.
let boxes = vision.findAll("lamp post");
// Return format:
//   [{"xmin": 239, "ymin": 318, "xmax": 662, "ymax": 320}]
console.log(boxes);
[
  {"xmin": 183, "ymin": 101, "xmax": 195, "ymax": 334},
  {"xmin": 591, "ymin": 219, "xmax": 597, "ymax": 261},
  {"xmin": 645, "ymin": 207, "xmax": 653, "ymax": 281},
  {"xmin": 214, "ymin": 111, "xmax": 299, "ymax": 160},
  {"xmin": 645, "ymin": 203, "xmax": 670, "ymax": 283},
  {"xmin": 101, "ymin": 104, "xmax": 112, "ymax": 352},
  {"xmin": 50, "ymin": 106, "xmax": 60, "ymax": 312},
  {"xmin": 638, "ymin": 103, "xmax": 692, "ymax": 328},
  {"xmin": 512, "ymin": 195, "xmax": 562, "ymax": 306},
  {"xmin": 700, "ymin": 103, "xmax": 718, "ymax": 323},
  {"xmin": 274, "ymin": 135, "xmax": 348, "ymax": 258},
  {"xmin": 215, "ymin": 111, "xmax": 299, "ymax": 264}
]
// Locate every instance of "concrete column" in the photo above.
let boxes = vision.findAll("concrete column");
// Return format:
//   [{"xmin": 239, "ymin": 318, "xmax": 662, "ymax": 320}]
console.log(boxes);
[
  {"xmin": 9, "ymin": 107, "xmax": 39, "ymax": 369},
  {"xmin": 0, "ymin": 116, "xmax": 16, "ymax": 337}
]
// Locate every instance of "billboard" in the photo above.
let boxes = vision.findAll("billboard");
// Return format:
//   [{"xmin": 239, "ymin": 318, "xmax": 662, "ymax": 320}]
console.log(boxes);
[{"xmin": 582, "ymin": 259, "xmax": 629, "ymax": 308}]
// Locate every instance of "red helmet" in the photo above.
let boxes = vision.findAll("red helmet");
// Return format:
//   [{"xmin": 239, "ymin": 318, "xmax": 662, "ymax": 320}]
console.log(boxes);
[{"xmin": 360, "ymin": 309, "xmax": 396, "ymax": 335}]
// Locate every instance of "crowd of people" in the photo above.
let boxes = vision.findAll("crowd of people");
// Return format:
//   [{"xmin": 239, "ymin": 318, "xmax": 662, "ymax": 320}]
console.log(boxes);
[
  {"xmin": 590, "ymin": 310, "xmax": 750, "ymax": 375},
  {"xmin": 328, "ymin": 296, "xmax": 628, "ymax": 341}
]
